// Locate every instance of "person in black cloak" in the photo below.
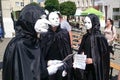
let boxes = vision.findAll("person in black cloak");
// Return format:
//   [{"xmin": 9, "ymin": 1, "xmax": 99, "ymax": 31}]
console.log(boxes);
[
  {"xmin": 39, "ymin": 12, "xmax": 73, "ymax": 80},
  {"xmin": 73, "ymin": 14, "xmax": 110, "ymax": 80},
  {"xmin": 2, "ymin": 4, "xmax": 64, "ymax": 80}
]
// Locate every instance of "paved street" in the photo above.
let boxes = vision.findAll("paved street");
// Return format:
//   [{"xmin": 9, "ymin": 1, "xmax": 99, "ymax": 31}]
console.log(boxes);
[
  {"xmin": 0, "ymin": 38, "xmax": 11, "ymax": 80},
  {"xmin": 0, "ymin": 38, "xmax": 11, "ymax": 62},
  {"xmin": 0, "ymin": 27, "xmax": 120, "ymax": 80}
]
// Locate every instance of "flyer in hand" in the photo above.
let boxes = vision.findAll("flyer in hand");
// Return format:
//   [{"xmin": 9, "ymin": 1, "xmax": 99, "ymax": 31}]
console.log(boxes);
[{"xmin": 73, "ymin": 54, "xmax": 87, "ymax": 70}]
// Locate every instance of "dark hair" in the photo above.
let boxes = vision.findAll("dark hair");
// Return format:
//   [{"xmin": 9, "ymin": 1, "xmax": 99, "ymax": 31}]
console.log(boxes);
[
  {"xmin": 108, "ymin": 18, "xmax": 114, "ymax": 25},
  {"xmin": 105, "ymin": 18, "xmax": 114, "ymax": 32},
  {"xmin": 57, "ymin": 13, "xmax": 63, "ymax": 18}
]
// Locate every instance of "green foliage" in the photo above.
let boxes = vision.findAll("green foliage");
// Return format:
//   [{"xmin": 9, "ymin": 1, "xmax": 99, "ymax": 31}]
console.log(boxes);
[
  {"xmin": 29, "ymin": 2, "xmax": 39, "ymax": 6},
  {"xmin": 60, "ymin": 1, "xmax": 76, "ymax": 16},
  {"xmin": 45, "ymin": 0, "xmax": 59, "ymax": 12}
]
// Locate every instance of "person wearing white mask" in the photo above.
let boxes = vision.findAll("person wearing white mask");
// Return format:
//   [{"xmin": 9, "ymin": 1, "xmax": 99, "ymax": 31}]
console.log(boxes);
[
  {"xmin": 84, "ymin": 16, "xmax": 92, "ymax": 30},
  {"xmin": 41, "ymin": 12, "xmax": 73, "ymax": 80},
  {"xmin": 2, "ymin": 4, "xmax": 64, "ymax": 80},
  {"xmin": 73, "ymin": 14, "xmax": 110, "ymax": 80}
]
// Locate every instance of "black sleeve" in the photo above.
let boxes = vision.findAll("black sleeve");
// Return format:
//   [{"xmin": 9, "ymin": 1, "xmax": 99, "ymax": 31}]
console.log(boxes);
[{"xmin": 40, "ymin": 54, "xmax": 49, "ymax": 80}]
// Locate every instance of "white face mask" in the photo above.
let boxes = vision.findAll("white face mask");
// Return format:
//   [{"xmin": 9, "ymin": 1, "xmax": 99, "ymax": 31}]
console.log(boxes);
[
  {"xmin": 34, "ymin": 18, "xmax": 51, "ymax": 33},
  {"xmin": 84, "ymin": 16, "xmax": 92, "ymax": 30},
  {"xmin": 48, "ymin": 12, "xmax": 60, "ymax": 27}
]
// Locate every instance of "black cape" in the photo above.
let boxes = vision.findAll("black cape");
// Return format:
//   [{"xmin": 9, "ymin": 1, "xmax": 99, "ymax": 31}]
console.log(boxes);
[
  {"xmin": 2, "ymin": 4, "xmax": 48, "ymax": 80},
  {"xmin": 41, "ymin": 26, "xmax": 73, "ymax": 80},
  {"xmin": 76, "ymin": 14, "xmax": 110, "ymax": 80}
]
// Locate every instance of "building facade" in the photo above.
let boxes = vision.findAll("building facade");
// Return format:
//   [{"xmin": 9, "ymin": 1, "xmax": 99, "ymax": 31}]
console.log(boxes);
[
  {"xmin": 59, "ymin": 0, "xmax": 93, "ymax": 10},
  {"xmin": 95, "ymin": 0, "xmax": 120, "ymax": 27},
  {"xmin": 1, "ymin": 0, "xmax": 120, "ymax": 38},
  {"xmin": 1, "ymin": 0, "xmax": 38, "ymax": 38},
  {"xmin": 10, "ymin": 0, "xmax": 38, "ymax": 11},
  {"xmin": 106, "ymin": 0, "xmax": 120, "ymax": 27}
]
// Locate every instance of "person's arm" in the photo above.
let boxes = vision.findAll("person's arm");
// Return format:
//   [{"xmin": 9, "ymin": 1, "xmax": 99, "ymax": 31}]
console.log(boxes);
[
  {"xmin": 61, "ymin": 20, "xmax": 73, "ymax": 46},
  {"xmin": 68, "ymin": 31, "xmax": 73, "ymax": 46},
  {"xmin": 118, "ymin": 71, "xmax": 120, "ymax": 80},
  {"xmin": 65, "ymin": 21, "xmax": 73, "ymax": 46},
  {"xmin": 112, "ymin": 26, "xmax": 117, "ymax": 40}
]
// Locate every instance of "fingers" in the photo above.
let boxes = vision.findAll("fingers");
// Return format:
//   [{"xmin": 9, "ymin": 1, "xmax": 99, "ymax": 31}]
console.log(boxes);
[{"xmin": 86, "ymin": 58, "xmax": 93, "ymax": 64}]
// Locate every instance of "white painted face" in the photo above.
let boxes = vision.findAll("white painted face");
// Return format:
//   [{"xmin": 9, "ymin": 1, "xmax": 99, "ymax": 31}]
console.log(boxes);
[
  {"xmin": 84, "ymin": 16, "xmax": 92, "ymax": 30},
  {"xmin": 48, "ymin": 12, "xmax": 60, "ymax": 27}
]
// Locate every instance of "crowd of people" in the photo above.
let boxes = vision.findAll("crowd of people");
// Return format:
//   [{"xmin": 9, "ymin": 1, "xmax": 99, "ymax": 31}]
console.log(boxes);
[{"xmin": 1, "ymin": 3, "xmax": 119, "ymax": 80}]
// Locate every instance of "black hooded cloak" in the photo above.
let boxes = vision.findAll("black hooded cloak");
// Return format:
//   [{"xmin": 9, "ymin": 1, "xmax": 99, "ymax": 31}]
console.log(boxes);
[
  {"xmin": 41, "ymin": 26, "xmax": 73, "ymax": 80},
  {"xmin": 2, "ymin": 4, "xmax": 48, "ymax": 80},
  {"xmin": 76, "ymin": 14, "xmax": 110, "ymax": 80}
]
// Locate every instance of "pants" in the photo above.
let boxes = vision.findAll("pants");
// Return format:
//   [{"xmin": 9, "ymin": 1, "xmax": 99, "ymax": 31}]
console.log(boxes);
[{"xmin": 108, "ymin": 46, "xmax": 114, "ymax": 55}]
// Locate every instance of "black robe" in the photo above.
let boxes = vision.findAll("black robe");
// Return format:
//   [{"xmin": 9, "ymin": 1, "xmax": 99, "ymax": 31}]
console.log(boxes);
[
  {"xmin": 76, "ymin": 14, "xmax": 110, "ymax": 80},
  {"xmin": 41, "ymin": 26, "xmax": 73, "ymax": 80},
  {"xmin": 2, "ymin": 4, "xmax": 48, "ymax": 80},
  {"xmin": 77, "ymin": 32, "xmax": 109, "ymax": 80}
]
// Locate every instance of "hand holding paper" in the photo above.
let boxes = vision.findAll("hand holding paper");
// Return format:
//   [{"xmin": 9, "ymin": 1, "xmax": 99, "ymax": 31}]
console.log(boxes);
[
  {"xmin": 86, "ymin": 58, "xmax": 93, "ymax": 64},
  {"xmin": 73, "ymin": 54, "xmax": 87, "ymax": 70}
]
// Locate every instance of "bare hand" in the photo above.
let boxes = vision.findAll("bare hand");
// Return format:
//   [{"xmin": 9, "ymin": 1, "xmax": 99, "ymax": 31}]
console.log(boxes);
[{"xmin": 86, "ymin": 58, "xmax": 93, "ymax": 64}]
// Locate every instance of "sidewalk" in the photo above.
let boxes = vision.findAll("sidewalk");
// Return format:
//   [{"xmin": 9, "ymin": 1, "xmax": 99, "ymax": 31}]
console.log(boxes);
[
  {"xmin": 0, "ymin": 38, "xmax": 11, "ymax": 61},
  {"xmin": 0, "ymin": 38, "xmax": 11, "ymax": 80}
]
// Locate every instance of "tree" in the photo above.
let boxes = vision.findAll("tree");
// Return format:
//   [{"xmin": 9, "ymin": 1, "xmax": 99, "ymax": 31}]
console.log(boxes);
[
  {"xmin": 29, "ymin": 2, "xmax": 39, "ymax": 6},
  {"xmin": 45, "ymin": 0, "xmax": 59, "ymax": 12},
  {"xmin": 60, "ymin": 1, "xmax": 76, "ymax": 17}
]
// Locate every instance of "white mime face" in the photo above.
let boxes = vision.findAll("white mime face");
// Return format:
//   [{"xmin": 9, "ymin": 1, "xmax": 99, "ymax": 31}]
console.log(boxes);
[
  {"xmin": 48, "ymin": 12, "xmax": 60, "ymax": 27},
  {"xmin": 84, "ymin": 16, "xmax": 92, "ymax": 30}
]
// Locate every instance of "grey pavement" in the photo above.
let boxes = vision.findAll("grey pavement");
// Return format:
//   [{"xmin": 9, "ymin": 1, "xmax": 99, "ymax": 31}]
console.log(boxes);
[
  {"xmin": 0, "ymin": 38, "xmax": 11, "ymax": 80},
  {"xmin": 0, "ymin": 38, "xmax": 11, "ymax": 61}
]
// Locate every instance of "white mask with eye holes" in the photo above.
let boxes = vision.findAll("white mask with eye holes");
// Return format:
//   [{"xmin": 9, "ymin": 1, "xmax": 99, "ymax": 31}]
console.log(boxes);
[
  {"xmin": 84, "ymin": 16, "xmax": 92, "ymax": 30},
  {"xmin": 48, "ymin": 12, "xmax": 60, "ymax": 27}
]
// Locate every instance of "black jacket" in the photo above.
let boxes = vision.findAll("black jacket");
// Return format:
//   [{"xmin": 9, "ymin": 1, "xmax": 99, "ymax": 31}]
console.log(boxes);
[
  {"xmin": 78, "ymin": 14, "xmax": 110, "ymax": 80},
  {"xmin": 2, "ymin": 4, "xmax": 48, "ymax": 80},
  {"xmin": 41, "ymin": 26, "xmax": 73, "ymax": 80}
]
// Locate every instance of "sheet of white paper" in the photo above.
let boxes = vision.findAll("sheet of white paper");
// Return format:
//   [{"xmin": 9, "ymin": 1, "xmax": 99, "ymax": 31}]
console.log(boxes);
[{"xmin": 73, "ymin": 54, "xmax": 87, "ymax": 70}]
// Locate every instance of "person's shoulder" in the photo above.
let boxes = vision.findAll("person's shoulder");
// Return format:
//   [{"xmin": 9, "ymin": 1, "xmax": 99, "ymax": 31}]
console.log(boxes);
[
  {"xmin": 5, "ymin": 38, "xmax": 20, "ymax": 51},
  {"xmin": 61, "ymin": 20, "xmax": 69, "ymax": 24},
  {"xmin": 95, "ymin": 32, "xmax": 104, "ymax": 37},
  {"xmin": 95, "ymin": 33, "xmax": 107, "ymax": 41},
  {"xmin": 9, "ymin": 37, "xmax": 24, "ymax": 47},
  {"xmin": 60, "ymin": 28, "xmax": 68, "ymax": 33},
  {"xmin": 57, "ymin": 28, "xmax": 69, "ymax": 37},
  {"xmin": 81, "ymin": 33, "xmax": 89, "ymax": 40}
]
